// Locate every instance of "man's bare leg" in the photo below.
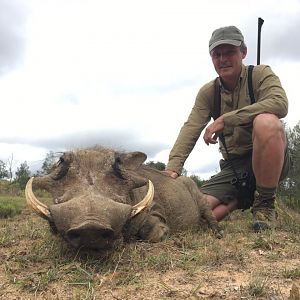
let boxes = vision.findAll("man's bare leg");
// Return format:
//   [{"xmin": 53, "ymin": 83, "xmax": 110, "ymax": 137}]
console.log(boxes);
[
  {"xmin": 252, "ymin": 113, "xmax": 286, "ymax": 187},
  {"xmin": 251, "ymin": 113, "xmax": 286, "ymax": 230},
  {"xmin": 207, "ymin": 195, "xmax": 238, "ymax": 221}
]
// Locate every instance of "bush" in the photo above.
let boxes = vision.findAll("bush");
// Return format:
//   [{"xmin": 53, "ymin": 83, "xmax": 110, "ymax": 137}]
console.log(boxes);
[
  {"xmin": 280, "ymin": 195, "xmax": 300, "ymax": 212},
  {"xmin": 0, "ymin": 203, "xmax": 21, "ymax": 218},
  {"xmin": 189, "ymin": 174, "xmax": 208, "ymax": 187},
  {"xmin": 0, "ymin": 196, "xmax": 25, "ymax": 218}
]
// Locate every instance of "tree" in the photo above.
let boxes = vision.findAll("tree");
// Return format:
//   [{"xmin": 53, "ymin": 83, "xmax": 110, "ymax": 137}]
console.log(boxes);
[
  {"xmin": 146, "ymin": 161, "xmax": 166, "ymax": 171},
  {"xmin": 181, "ymin": 168, "xmax": 188, "ymax": 177},
  {"xmin": 14, "ymin": 161, "xmax": 31, "ymax": 189},
  {"xmin": 146, "ymin": 161, "xmax": 188, "ymax": 176},
  {"xmin": 41, "ymin": 151, "xmax": 57, "ymax": 175},
  {"xmin": 189, "ymin": 174, "xmax": 208, "ymax": 187},
  {"xmin": 6, "ymin": 153, "xmax": 14, "ymax": 183},
  {"xmin": 145, "ymin": 160, "xmax": 207, "ymax": 186},
  {"xmin": 287, "ymin": 124, "xmax": 300, "ymax": 189},
  {"xmin": 0, "ymin": 160, "xmax": 8, "ymax": 179},
  {"xmin": 279, "ymin": 121, "xmax": 300, "ymax": 210}
]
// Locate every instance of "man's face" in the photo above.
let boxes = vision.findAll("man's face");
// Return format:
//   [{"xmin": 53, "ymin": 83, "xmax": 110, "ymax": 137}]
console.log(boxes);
[{"xmin": 210, "ymin": 44, "xmax": 247, "ymax": 81}]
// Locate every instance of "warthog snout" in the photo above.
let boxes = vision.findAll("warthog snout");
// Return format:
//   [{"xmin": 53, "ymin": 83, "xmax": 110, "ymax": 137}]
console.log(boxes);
[{"xmin": 66, "ymin": 223, "xmax": 115, "ymax": 249}]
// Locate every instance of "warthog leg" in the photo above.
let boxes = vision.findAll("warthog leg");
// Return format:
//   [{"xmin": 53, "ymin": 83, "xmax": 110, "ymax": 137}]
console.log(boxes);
[
  {"xmin": 199, "ymin": 198, "xmax": 224, "ymax": 238},
  {"xmin": 138, "ymin": 212, "xmax": 169, "ymax": 242}
]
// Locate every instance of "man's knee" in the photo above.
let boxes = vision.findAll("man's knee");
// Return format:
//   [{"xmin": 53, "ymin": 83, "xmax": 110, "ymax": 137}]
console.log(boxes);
[
  {"xmin": 253, "ymin": 113, "xmax": 285, "ymax": 142},
  {"xmin": 253, "ymin": 113, "xmax": 281, "ymax": 131},
  {"xmin": 206, "ymin": 194, "xmax": 220, "ymax": 209}
]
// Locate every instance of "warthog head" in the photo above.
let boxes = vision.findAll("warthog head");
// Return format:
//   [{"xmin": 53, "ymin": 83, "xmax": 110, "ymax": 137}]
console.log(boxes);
[{"xmin": 25, "ymin": 148, "xmax": 154, "ymax": 250}]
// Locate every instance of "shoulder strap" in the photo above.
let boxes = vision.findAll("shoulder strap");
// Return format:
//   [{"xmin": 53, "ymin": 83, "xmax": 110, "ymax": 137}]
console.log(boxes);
[
  {"xmin": 213, "ymin": 78, "xmax": 221, "ymax": 121},
  {"xmin": 248, "ymin": 65, "xmax": 255, "ymax": 104}
]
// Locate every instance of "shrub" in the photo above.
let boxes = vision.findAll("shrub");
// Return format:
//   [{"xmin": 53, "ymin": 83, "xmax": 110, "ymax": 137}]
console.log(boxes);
[{"xmin": 0, "ymin": 196, "xmax": 25, "ymax": 218}]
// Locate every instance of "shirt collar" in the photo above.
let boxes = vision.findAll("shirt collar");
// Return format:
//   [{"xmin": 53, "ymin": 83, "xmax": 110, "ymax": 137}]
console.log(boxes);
[{"xmin": 219, "ymin": 64, "xmax": 246, "ymax": 92}]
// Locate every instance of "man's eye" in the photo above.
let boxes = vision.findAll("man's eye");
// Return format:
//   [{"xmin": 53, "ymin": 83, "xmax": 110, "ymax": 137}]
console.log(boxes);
[{"xmin": 227, "ymin": 51, "xmax": 236, "ymax": 56}]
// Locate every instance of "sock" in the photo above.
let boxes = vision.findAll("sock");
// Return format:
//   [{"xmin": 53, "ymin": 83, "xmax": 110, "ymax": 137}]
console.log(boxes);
[{"xmin": 256, "ymin": 185, "xmax": 276, "ymax": 200}]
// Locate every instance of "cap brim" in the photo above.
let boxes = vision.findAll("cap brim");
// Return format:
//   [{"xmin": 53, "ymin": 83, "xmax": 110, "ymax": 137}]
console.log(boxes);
[{"xmin": 209, "ymin": 40, "xmax": 242, "ymax": 52}]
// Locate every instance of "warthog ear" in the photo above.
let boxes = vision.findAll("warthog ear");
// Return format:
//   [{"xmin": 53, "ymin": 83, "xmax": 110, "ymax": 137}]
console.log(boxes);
[
  {"xmin": 119, "ymin": 152, "xmax": 147, "ymax": 170},
  {"xmin": 115, "ymin": 152, "xmax": 147, "ymax": 188},
  {"xmin": 50, "ymin": 152, "xmax": 73, "ymax": 180}
]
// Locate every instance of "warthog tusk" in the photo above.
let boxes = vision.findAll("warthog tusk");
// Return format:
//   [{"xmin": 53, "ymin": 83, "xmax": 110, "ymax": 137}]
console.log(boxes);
[
  {"xmin": 25, "ymin": 177, "xmax": 52, "ymax": 221},
  {"xmin": 131, "ymin": 180, "xmax": 154, "ymax": 217}
]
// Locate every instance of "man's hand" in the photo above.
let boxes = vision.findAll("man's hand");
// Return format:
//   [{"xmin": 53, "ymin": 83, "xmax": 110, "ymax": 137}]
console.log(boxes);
[
  {"xmin": 203, "ymin": 116, "xmax": 225, "ymax": 145},
  {"xmin": 163, "ymin": 169, "xmax": 179, "ymax": 179}
]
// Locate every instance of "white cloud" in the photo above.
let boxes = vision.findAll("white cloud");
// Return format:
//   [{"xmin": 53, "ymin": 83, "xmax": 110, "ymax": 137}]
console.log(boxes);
[{"xmin": 0, "ymin": 0, "xmax": 299, "ymax": 179}]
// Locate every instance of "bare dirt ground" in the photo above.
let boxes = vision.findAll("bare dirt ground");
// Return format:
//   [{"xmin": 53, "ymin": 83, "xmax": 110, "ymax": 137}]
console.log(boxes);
[{"xmin": 0, "ymin": 207, "xmax": 299, "ymax": 299}]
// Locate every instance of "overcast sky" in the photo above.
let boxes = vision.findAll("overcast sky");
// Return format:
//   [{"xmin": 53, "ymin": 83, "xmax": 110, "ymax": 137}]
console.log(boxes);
[{"xmin": 1, "ymin": 0, "xmax": 300, "ymax": 178}]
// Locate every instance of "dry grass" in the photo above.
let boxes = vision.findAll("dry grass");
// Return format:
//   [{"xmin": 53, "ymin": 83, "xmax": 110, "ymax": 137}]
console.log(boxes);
[{"xmin": 0, "ymin": 199, "xmax": 299, "ymax": 299}]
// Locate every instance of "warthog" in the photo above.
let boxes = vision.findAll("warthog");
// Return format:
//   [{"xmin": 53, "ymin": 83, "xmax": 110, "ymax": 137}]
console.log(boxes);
[{"xmin": 26, "ymin": 147, "xmax": 223, "ymax": 250}]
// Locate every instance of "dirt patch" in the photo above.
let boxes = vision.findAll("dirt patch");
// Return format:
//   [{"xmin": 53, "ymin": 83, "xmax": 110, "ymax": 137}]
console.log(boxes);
[{"xmin": 0, "ymin": 209, "xmax": 299, "ymax": 299}]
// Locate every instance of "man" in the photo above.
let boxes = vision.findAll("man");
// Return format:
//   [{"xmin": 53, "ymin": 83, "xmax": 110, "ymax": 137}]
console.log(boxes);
[{"xmin": 165, "ymin": 25, "xmax": 290, "ymax": 231}]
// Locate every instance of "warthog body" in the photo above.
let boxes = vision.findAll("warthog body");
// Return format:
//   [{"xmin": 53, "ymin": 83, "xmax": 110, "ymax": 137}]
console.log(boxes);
[{"xmin": 26, "ymin": 147, "xmax": 222, "ymax": 250}]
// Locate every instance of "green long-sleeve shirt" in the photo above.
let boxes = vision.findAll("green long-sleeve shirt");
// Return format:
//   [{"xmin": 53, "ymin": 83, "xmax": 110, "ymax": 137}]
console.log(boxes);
[{"xmin": 167, "ymin": 64, "xmax": 288, "ymax": 174}]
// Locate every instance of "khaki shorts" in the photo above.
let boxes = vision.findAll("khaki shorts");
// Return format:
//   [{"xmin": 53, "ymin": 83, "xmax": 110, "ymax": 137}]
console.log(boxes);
[{"xmin": 201, "ymin": 147, "xmax": 291, "ymax": 209}]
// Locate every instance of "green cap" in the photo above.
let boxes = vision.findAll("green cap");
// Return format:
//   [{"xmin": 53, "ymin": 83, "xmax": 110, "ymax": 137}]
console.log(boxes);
[{"xmin": 209, "ymin": 26, "xmax": 244, "ymax": 52}]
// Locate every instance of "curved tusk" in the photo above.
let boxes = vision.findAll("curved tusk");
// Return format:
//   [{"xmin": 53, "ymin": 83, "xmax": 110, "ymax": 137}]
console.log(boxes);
[
  {"xmin": 131, "ymin": 180, "xmax": 154, "ymax": 217},
  {"xmin": 25, "ymin": 177, "xmax": 52, "ymax": 221}
]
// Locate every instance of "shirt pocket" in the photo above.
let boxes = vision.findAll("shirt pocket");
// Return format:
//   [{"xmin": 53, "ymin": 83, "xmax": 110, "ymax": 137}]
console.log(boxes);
[
  {"xmin": 222, "ymin": 127, "xmax": 235, "ymax": 151},
  {"xmin": 234, "ymin": 123, "xmax": 253, "ymax": 147}
]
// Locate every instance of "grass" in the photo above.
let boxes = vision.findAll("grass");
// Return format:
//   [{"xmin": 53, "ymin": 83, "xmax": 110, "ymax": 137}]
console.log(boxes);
[
  {"xmin": 283, "ymin": 265, "xmax": 300, "ymax": 279},
  {"xmin": 0, "ymin": 195, "xmax": 25, "ymax": 218},
  {"xmin": 245, "ymin": 277, "xmax": 270, "ymax": 297},
  {"xmin": 0, "ymin": 197, "xmax": 299, "ymax": 299}
]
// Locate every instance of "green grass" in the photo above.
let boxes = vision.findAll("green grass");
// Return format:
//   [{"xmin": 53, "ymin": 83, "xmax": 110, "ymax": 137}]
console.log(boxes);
[{"xmin": 0, "ymin": 195, "xmax": 26, "ymax": 218}]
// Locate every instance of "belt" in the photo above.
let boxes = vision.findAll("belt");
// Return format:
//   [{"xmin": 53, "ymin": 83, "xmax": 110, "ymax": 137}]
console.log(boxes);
[{"xmin": 223, "ymin": 151, "xmax": 253, "ymax": 161}]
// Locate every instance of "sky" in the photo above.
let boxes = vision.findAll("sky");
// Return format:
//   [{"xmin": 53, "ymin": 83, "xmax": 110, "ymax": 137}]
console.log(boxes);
[{"xmin": 1, "ymin": 0, "xmax": 300, "ymax": 179}]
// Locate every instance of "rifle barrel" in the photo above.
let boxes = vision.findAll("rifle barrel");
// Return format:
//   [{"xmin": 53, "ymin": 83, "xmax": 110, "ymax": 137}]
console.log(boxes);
[{"xmin": 257, "ymin": 17, "xmax": 264, "ymax": 65}]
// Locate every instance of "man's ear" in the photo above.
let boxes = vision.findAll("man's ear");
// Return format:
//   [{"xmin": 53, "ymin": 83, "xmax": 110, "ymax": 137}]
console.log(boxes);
[{"xmin": 242, "ymin": 47, "xmax": 247, "ymax": 59}]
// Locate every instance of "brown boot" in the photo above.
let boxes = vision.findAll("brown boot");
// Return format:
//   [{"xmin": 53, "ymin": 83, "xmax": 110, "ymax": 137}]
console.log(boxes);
[{"xmin": 251, "ymin": 191, "xmax": 276, "ymax": 232}]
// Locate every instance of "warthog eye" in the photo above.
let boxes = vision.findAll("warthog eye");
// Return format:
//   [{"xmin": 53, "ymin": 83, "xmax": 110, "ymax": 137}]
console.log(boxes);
[
  {"xmin": 58, "ymin": 157, "xmax": 64, "ymax": 165},
  {"xmin": 112, "ymin": 156, "xmax": 126, "ymax": 180}
]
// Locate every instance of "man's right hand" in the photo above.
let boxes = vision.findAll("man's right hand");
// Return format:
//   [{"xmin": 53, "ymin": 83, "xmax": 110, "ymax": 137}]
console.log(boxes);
[
  {"xmin": 203, "ymin": 115, "xmax": 225, "ymax": 145},
  {"xmin": 163, "ymin": 169, "xmax": 179, "ymax": 179}
]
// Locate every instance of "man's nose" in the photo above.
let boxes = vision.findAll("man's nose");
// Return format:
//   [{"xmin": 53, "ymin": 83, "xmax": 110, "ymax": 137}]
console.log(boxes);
[{"xmin": 219, "ymin": 53, "xmax": 227, "ymax": 62}]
